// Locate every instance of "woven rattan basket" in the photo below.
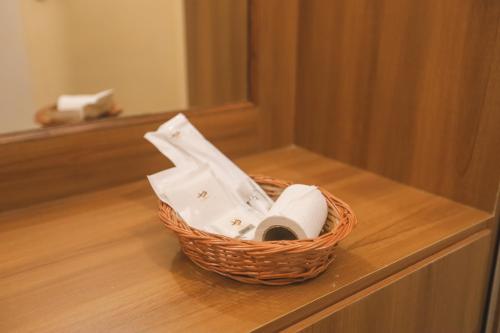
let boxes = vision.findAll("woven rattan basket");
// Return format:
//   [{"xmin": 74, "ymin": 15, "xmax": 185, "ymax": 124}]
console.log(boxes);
[{"xmin": 158, "ymin": 175, "xmax": 357, "ymax": 285}]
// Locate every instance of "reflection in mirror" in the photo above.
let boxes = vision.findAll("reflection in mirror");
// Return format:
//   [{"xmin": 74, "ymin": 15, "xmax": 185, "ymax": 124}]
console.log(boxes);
[{"xmin": 0, "ymin": 0, "xmax": 248, "ymax": 134}]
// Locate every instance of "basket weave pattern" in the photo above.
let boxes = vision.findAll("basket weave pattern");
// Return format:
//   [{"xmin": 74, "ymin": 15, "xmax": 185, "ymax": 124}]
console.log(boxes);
[{"xmin": 158, "ymin": 175, "xmax": 357, "ymax": 285}]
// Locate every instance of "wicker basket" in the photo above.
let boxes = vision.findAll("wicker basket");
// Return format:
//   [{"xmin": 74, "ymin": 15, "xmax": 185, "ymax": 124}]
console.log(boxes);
[{"xmin": 158, "ymin": 175, "xmax": 357, "ymax": 285}]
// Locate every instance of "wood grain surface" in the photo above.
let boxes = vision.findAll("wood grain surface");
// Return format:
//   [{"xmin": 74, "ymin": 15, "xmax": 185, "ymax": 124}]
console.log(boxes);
[
  {"xmin": 251, "ymin": 0, "xmax": 299, "ymax": 148},
  {"xmin": 0, "ymin": 104, "xmax": 260, "ymax": 212},
  {"xmin": 283, "ymin": 230, "xmax": 492, "ymax": 333},
  {"xmin": 295, "ymin": 0, "xmax": 500, "ymax": 212},
  {"xmin": 0, "ymin": 147, "xmax": 493, "ymax": 332},
  {"xmin": 184, "ymin": 0, "xmax": 248, "ymax": 107}
]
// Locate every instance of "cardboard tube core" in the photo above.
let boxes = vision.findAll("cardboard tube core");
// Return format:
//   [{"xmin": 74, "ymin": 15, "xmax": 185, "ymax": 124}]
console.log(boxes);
[{"xmin": 263, "ymin": 226, "xmax": 298, "ymax": 241}]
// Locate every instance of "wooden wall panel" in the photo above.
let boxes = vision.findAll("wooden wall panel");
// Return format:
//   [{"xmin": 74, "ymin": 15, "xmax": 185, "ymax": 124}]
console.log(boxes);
[
  {"xmin": 0, "ymin": 105, "xmax": 260, "ymax": 212},
  {"xmin": 252, "ymin": 0, "xmax": 299, "ymax": 148},
  {"xmin": 284, "ymin": 230, "xmax": 492, "ymax": 333},
  {"xmin": 295, "ymin": 0, "xmax": 500, "ymax": 212},
  {"xmin": 184, "ymin": 0, "xmax": 248, "ymax": 107}
]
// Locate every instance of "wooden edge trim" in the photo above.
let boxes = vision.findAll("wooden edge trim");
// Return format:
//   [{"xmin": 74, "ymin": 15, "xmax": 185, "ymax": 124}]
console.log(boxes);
[{"xmin": 0, "ymin": 101, "xmax": 255, "ymax": 145}]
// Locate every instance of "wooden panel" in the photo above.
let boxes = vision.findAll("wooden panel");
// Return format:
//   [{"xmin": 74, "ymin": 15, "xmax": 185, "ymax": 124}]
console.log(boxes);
[
  {"xmin": 0, "ymin": 104, "xmax": 260, "ymax": 212},
  {"xmin": 252, "ymin": 0, "xmax": 299, "ymax": 148},
  {"xmin": 0, "ymin": 147, "xmax": 494, "ymax": 332},
  {"xmin": 283, "ymin": 230, "xmax": 492, "ymax": 333},
  {"xmin": 295, "ymin": 0, "xmax": 500, "ymax": 212},
  {"xmin": 184, "ymin": 0, "xmax": 248, "ymax": 107}
]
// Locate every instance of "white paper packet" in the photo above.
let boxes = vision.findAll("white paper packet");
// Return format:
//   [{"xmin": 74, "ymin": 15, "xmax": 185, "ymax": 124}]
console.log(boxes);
[
  {"xmin": 148, "ymin": 164, "xmax": 262, "ymax": 239},
  {"xmin": 144, "ymin": 132, "xmax": 194, "ymax": 168},
  {"xmin": 144, "ymin": 113, "xmax": 273, "ymax": 214},
  {"xmin": 148, "ymin": 164, "xmax": 236, "ymax": 229},
  {"xmin": 203, "ymin": 205, "xmax": 263, "ymax": 239}
]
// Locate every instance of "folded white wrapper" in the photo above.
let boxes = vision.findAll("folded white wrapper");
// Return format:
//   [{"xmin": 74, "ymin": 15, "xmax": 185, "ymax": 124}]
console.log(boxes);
[
  {"xmin": 149, "ymin": 165, "xmax": 231, "ymax": 227},
  {"xmin": 148, "ymin": 164, "xmax": 264, "ymax": 238},
  {"xmin": 254, "ymin": 184, "xmax": 329, "ymax": 241},
  {"xmin": 57, "ymin": 89, "xmax": 114, "ymax": 119},
  {"xmin": 145, "ymin": 113, "xmax": 273, "ymax": 214},
  {"xmin": 145, "ymin": 113, "xmax": 329, "ymax": 241},
  {"xmin": 145, "ymin": 114, "xmax": 270, "ymax": 239}
]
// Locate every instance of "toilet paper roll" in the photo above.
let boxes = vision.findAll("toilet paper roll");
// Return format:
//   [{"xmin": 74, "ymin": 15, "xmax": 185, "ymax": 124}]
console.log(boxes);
[
  {"xmin": 144, "ymin": 113, "xmax": 273, "ymax": 214},
  {"xmin": 254, "ymin": 184, "xmax": 328, "ymax": 241}
]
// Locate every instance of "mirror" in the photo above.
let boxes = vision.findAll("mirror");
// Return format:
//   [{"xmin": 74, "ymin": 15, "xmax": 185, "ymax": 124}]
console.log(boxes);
[{"xmin": 0, "ymin": 0, "xmax": 248, "ymax": 134}]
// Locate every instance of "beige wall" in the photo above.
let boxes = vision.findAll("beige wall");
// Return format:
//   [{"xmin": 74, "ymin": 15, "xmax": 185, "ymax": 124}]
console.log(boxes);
[
  {"xmin": 19, "ymin": 0, "xmax": 71, "ymax": 109},
  {"xmin": 19, "ymin": 0, "xmax": 187, "ymax": 117},
  {"xmin": 0, "ymin": 1, "xmax": 36, "ymax": 133}
]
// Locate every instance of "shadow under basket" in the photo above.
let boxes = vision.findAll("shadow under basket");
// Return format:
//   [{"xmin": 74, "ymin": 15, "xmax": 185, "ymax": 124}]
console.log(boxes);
[{"xmin": 158, "ymin": 175, "xmax": 357, "ymax": 285}]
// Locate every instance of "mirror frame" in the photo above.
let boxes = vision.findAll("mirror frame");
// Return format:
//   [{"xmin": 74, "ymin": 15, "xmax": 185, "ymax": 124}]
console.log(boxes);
[{"xmin": 0, "ymin": 0, "xmax": 299, "ymax": 211}]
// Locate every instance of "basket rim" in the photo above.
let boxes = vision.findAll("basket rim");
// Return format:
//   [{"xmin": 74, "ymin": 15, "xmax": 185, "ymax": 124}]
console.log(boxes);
[{"xmin": 157, "ymin": 174, "xmax": 357, "ymax": 251}]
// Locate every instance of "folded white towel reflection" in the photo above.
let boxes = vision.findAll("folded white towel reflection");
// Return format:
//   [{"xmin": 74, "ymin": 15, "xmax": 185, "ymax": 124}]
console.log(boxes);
[
  {"xmin": 57, "ymin": 89, "xmax": 114, "ymax": 119},
  {"xmin": 255, "ymin": 185, "xmax": 328, "ymax": 241},
  {"xmin": 145, "ymin": 114, "xmax": 329, "ymax": 241}
]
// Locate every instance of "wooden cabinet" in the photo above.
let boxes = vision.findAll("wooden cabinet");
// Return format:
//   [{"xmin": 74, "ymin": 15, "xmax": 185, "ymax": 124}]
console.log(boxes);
[
  {"xmin": 284, "ymin": 231, "xmax": 492, "ymax": 333},
  {"xmin": 0, "ymin": 148, "xmax": 495, "ymax": 332}
]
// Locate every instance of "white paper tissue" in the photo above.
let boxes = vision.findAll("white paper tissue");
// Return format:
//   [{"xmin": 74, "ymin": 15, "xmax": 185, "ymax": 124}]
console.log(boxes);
[{"xmin": 254, "ymin": 185, "xmax": 328, "ymax": 241}]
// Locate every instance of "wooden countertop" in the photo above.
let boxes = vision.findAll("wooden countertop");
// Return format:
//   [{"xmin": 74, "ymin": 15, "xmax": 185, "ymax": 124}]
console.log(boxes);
[{"xmin": 0, "ymin": 146, "xmax": 493, "ymax": 332}]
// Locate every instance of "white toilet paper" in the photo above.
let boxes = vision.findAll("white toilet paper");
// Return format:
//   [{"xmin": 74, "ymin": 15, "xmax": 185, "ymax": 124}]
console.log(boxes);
[{"xmin": 254, "ymin": 184, "xmax": 328, "ymax": 241}]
